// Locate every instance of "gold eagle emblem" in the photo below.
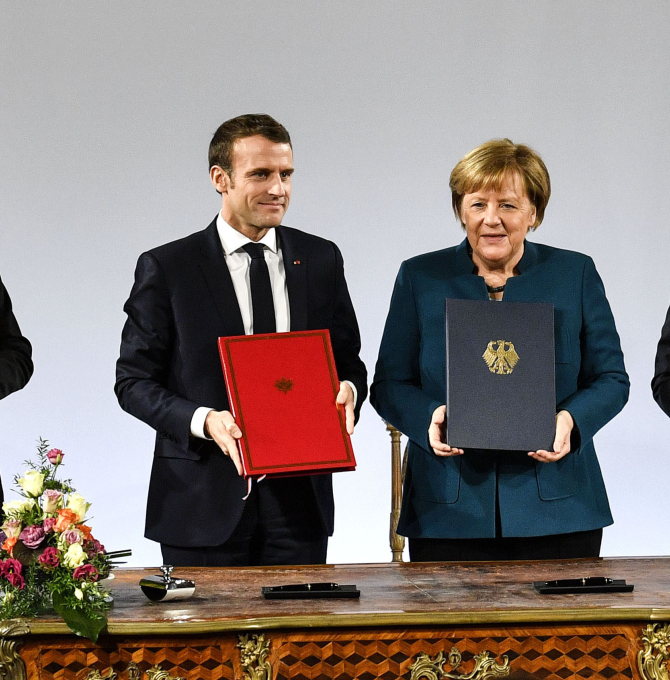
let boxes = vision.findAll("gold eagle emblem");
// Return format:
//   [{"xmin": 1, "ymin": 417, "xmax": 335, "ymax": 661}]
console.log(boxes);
[{"xmin": 483, "ymin": 340, "xmax": 519, "ymax": 375}]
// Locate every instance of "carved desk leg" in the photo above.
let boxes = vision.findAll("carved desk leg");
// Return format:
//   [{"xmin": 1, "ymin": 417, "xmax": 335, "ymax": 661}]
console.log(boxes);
[
  {"xmin": 638, "ymin": 624, "xmax": 670, "ymax": 680},
  {"xmin": 0, "ymin": 620, "xmax": 30, "ymax": 680}
]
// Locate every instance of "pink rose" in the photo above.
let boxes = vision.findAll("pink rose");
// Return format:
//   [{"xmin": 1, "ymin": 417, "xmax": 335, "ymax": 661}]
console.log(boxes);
[
  {"xmin": 1, "ymin": 519, "xmax": 22, "ymax": 540},
  {"xmin": 73, "ymin": 564, "xmax": 98, "ymax": 581},
  {"xmin": 18, "ymin": 525, "xmax": 45, "ymax": 549},
  {"xmin": 5, "ymin": 571, "xmax": 25, "ymax": 589},
  {"xmin": 42, "ymin": 489, "xmax": 63, "ymax": 514},
  {"xmin": 47, "ymin": 448, "xmax": 64, "ymax": 464},
  {"xmin": 0, "ymin": 557, "xmax": 23, "ymax": 577},
  {"xmin": 43, "ymin": 517, "xmax": 57, "ymax": 533},
  {"xmin": 62, "ymin": 529, "xmax": 82, "ymax": 545},
  {"xmin": 86, "ymin": 539, "xmax": 105, "ymax": 556},
  {"xmin": 38, "ymin": 546, "xmax": 60, "ymax": 569}
]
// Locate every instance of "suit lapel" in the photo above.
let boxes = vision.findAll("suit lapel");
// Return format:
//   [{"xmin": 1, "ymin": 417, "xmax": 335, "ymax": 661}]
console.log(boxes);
[
  {"xmin": 496, "ymin": 240, "xmax": 539, "ymax": 301},
  {"xmin": 278, "ymin": 227, "xmax": 308, "ymax": 331},
  {"xmin": 446, "ymin": 239, "xmax": 489, "ymax": 300},
  {"xmin": 198, "ymin": 219, "xmax": 245, "ymax": 337}
]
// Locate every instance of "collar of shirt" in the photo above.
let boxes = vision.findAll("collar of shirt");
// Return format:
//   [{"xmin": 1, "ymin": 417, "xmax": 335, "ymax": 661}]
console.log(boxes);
[{"xmin": 216, "ymin": 212, "xmax": 279, "ymax": 255}]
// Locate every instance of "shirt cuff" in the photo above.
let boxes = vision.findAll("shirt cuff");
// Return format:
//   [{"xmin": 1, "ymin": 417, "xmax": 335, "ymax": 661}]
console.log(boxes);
[
  {"xmin": 190, "ymin": 407, "xmax": 215, "ymax": 439},
  {"xmin": 343, "ymin": 380, "xmax": 357, "ymax": 408}
]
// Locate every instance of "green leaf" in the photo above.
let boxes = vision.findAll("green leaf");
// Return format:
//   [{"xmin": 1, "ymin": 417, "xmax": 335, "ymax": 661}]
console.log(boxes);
[
  {"xmin": 51, "ymin": 592, "xmax": 107, "ymax": 642},
  {"xmin": 13, "ymin": 540, "xmax": 46, "ymax": 566}
]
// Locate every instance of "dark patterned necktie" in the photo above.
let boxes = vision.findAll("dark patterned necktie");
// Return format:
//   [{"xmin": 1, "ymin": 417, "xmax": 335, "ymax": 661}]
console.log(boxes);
[{"xmin": 242, "ymin": 243, "xmax": 276, "ymax": 334}]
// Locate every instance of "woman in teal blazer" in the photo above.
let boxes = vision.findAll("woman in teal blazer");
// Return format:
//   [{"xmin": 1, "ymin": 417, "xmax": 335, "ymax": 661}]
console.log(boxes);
[{"xmin": 371, "ymin": 140, "xmax": 629, "ymax": 561}]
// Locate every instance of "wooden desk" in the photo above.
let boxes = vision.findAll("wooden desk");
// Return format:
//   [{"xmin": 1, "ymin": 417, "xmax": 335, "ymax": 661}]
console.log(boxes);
[{"xmin": 2, "ymin": 558, "xmax": 670, "ymax": 680}]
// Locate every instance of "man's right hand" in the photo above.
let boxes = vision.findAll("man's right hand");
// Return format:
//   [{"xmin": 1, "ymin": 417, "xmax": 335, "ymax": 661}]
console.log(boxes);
[{"xmin": 204, "ymin": 410, "xmax": 244, "ymax": 475}]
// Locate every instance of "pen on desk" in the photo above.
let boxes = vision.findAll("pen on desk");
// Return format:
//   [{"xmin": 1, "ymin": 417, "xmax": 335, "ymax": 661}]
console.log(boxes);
[
  {"xmin": 271, "ymin": 583, "xmax": 339, "ymax": 592},
  {"xmin": 544, "ymin": 577, "xmax": 613, "ymax": 587}
]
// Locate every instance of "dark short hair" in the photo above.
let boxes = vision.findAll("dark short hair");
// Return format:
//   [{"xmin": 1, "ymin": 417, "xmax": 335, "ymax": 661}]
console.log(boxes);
[
  {"xmin": 208, "ymin": 114, "xmax": 292, "ymax": 174},
  {"xmin": 450, "ymin": 139, "xmax": 551, "ymax": 229}
]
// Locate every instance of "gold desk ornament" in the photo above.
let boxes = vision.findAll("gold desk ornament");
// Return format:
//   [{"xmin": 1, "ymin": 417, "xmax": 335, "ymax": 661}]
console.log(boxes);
[
  {"xmin": 410, "ymin": 646, "xmax": 510, "ymax": 680},
  {"xmin": 483, "ymin": 340, "xmax": 519, "ymax": 375},
  {"xmin": 0, "ymin": 619, "xmax": 30, "ymax": 680},
  {"xmin": 238, "ymin": 633, "xmax": 272, "ymax": 680},
  {"xmin": 85, "ymin": 664, "xmax": 183, "ymax": 680},
  {"xmin": 146, "ymin": 666, "xmax": 184, "ymax": 680},
  {"xmin": 638, "ymin": 623, "xmax": 670, "ymax": 680},
  {"xmin": 128, "ymin": 663, "xmax": 141, "ymax": 680},
  {"xmin": 86, "ymin": 670, "xmax": 117, "ymax": 680}
]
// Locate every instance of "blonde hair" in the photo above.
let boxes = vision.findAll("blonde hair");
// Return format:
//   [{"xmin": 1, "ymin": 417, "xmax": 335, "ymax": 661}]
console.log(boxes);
[{"xmin": 449, "ymin": 139, "xmax": 550, "ymax": 229}]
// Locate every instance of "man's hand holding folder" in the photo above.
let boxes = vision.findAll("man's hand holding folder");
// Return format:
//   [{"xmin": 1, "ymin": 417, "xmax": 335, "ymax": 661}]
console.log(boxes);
[{"xmin": 205, "ymin": 379, "xmax": 355, "ymax": 477}]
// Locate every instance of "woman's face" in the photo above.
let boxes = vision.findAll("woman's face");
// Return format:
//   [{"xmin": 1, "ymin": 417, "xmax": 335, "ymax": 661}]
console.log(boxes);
[{"xmin": 461, "ymin": 173, "xmax": 537, "ymax": 272}]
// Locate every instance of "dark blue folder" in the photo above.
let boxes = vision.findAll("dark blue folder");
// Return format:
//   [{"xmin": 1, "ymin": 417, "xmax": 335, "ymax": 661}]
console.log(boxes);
[{"xmin": 445, "ymin": 298, "xmax": 556, "ymax": 451}]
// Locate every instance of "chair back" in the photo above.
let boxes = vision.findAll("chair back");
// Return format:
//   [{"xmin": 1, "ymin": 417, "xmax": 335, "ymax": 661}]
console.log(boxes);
[{"xmin": 387, "ymin": 423, "xmax": 408, "ymax": 562}]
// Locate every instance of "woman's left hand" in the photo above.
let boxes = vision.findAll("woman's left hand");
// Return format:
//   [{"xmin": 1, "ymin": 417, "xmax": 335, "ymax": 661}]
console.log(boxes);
[{"xmin": 529, "ymin": 410, "xmax": 574, "ymax": 463}]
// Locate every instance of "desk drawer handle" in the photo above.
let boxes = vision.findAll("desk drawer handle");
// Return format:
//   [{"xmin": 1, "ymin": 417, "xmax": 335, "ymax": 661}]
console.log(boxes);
[
  {"xmin": 86, "ymin": 664, "xmax": 184, "ymax": 680},
  {"xmin": 410, "ymin": 645, "xmax": 510, "ymax": 680}
]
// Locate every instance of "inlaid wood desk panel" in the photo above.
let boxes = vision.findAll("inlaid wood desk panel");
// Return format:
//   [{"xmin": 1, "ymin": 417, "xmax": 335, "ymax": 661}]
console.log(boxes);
[{"xmin": 3, "ymin": 558, "xmax": 670, "ymax": 680}]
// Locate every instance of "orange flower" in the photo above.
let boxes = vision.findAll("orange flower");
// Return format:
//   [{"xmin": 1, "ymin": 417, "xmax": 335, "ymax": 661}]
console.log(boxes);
[
  {"xmin": 2, "ymin": 536, "xmax": 17, "ymax": 556},
  {"xmin": 79, "ymin": 525, "xmax": 93, "ymax": 541},
  {"xmin": 54, "ymin": 508, "xmax": 80, "ymax": 533}
]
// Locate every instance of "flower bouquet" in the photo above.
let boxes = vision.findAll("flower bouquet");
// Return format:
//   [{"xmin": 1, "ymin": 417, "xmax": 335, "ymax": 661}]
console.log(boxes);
[{"xmin": 0, "ymin": 439, "xmax": 130, "ymax": 641}]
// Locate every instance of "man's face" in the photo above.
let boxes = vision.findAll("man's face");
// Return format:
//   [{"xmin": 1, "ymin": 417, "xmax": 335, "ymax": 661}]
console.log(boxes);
[{"xmin": 215, "ymin": 135, "xmax": 294, "ymax": 239}]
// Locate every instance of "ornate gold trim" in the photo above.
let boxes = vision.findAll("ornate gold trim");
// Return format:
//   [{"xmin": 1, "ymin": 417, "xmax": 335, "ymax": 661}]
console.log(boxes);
[
  {"xmin": 238, "ymin": 633, "xmax": 272, "ymax": 680},
  {"xmin": 410, "ymin": 646, "xmax": 510, "ymax": 680},
  {"xmin": 86, "ymin": 670, "xmax": 117, "ymax": 680},
  {"xmin": 638, "ymin": 623, "xmax": 670, "ymax": 680},
  {"xmin": 85, "ymin": 664, "xmax": 183, "ymax": 680},
  {"xmin": 0, "ymin": 619, "xmax": 30, "ymax": 680},
  {"xmin": 146, "ymin": 666, "xmax": 185, "ymax": 680}
]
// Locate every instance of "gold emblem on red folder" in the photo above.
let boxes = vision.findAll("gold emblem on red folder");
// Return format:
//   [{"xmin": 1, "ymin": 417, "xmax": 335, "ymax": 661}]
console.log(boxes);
[
  {"xmin": 275, "ymin": 377, "xmax": 294, "ymax": 394},
  {"xmin": 483, "ymin": 340, "xmax": 519, "ymax": 375}
]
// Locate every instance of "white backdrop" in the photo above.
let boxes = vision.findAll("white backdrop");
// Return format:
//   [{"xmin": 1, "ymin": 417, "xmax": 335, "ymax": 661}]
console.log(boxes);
[{"xmin": 1, "ymin": 1, "xmax": 668, "ymax": 566}]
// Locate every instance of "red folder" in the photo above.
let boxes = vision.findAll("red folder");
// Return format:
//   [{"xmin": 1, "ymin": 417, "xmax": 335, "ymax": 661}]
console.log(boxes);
[{"xmin": 217, "ymin": 330, "xmax": 356, "ymax": 480}]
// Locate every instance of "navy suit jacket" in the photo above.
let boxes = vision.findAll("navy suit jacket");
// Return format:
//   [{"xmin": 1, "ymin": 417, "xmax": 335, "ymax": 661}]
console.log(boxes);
[
  {"xmin": 115, "ymin": 219, "xmax": 367, "ymax": 547},
  {"xmin": 371, "ymin": 239, "xmax": 629, "ymax": 539}
]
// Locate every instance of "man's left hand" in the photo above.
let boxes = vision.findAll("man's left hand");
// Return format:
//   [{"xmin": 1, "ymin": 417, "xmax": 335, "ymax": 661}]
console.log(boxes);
[
  {"xmin": 529, "ymin": 410, "xmax": 574, "ymax": 463},
  {"xmin": 336, "ymin": 382, "xmax": 355, "ymax": 435}
]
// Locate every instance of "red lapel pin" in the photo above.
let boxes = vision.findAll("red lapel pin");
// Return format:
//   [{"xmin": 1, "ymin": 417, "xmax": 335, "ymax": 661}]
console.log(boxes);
[{"xmin": 293, "ymin": 260, "xmax": 301, "ymax": 265}]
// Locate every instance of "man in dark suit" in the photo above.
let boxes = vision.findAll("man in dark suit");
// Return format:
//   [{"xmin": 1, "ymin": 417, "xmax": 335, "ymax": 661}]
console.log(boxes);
[
  {"xmin": 115, "ymin": 114, "xmax": 367, "ymax": 567},
  {"xmin": 652, "ymin": 307, "xmax": 670, "ymax": 416},
  {"xmin": 0, "ymin": 276, "xmax": 34, "ymax": 510}
]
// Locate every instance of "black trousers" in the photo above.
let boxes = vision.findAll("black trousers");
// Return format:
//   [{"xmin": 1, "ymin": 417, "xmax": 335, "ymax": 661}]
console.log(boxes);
[
  {"xmin": 161, "ymin": 477, "xmax": 328, "ymax": 567},
  {"xmin": 409, "ymin": 528, "xmax": 603, "ymax": 562}
]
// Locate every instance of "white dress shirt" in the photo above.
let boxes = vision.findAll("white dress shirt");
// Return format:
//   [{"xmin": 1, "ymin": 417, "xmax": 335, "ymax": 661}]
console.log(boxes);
[{"xmin": 190, "ymin": 213, "xmax": 356, "ymax": 439}]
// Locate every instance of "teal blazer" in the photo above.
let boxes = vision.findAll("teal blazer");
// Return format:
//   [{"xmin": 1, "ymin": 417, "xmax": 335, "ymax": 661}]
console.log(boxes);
[{"xmin": 371, "ymin": 239, "xmax": 629, "ymax": 538}]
